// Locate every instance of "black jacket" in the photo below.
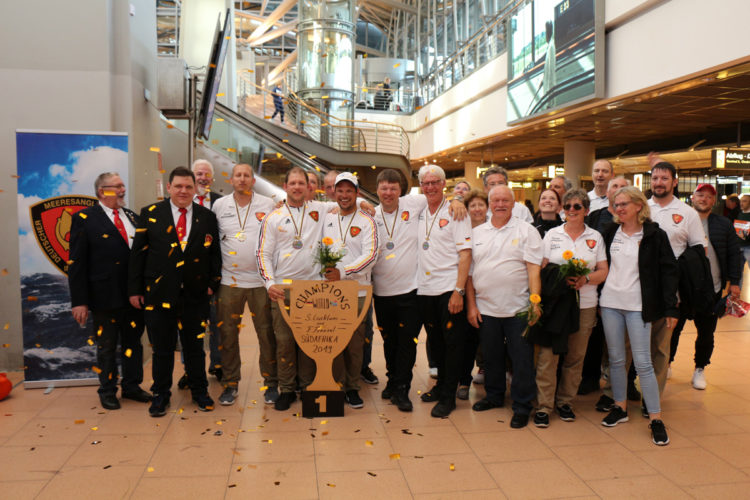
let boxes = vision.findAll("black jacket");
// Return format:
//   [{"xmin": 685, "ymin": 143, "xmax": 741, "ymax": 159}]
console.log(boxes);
[
  {"xmin": 706, "ymin": 213, "xmax": 742, "ymax": 286},
  {"xmin": 602, "ymin": 221, "xmax": 679, "ymax": 322},
  {"xmin": 128, "ymin": 200, "xmax": 221, "ymax": 315},
  {"xmin": 533, "ymin": 214, "xmax": 563, "ymax": 239},
  {"xmin": 68, "ymin": 204, "xmax": 139, "ymax": 311},
  {"xmin": 586, "ymin": 207, "xmax": 615, "ymax": 235},
  {"xmin": 526, "ymin": 263, "xmax": 579, "ymax": 354}
]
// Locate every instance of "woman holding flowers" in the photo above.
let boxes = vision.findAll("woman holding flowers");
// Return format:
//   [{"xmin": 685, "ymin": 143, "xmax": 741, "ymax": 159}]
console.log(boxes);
[
  {"xmin": 599, "ymin": 186, "xmax": 678, "ymax": 446},
  {"xmin": 533, "ymin": 189, "xmax": 609, "ymax": 428}
]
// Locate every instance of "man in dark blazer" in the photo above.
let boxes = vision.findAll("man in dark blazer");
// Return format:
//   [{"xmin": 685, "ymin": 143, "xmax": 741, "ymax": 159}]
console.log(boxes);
[
  {"xmin": 68, "ymin": 172, "xmax": 151, "ymax": 410},
  {"xmin": 129, "ymin": 166, "xmax": 222, "ymax": 417}
]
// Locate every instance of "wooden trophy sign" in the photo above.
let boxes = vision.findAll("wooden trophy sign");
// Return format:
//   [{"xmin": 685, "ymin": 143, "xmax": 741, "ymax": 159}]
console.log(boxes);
[{"xmin": 277, "ymin": 280, "xmax": 372, "ymax": 417}]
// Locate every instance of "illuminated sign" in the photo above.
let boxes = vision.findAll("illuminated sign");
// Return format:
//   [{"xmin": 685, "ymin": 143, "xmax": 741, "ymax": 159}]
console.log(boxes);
[{"xmin": 712, "ymin": 148, "xmax": 750, "ymax": 169}]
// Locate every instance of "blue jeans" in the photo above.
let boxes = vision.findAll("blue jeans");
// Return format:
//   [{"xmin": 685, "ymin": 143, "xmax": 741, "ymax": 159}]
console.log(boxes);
[
  {"xmin": 601, "ymin": 307, "xmax": 661, "ymax": 414},
  {"xmin": 479, "ymin": 315, "xmax": 535, "ymax": 415}
]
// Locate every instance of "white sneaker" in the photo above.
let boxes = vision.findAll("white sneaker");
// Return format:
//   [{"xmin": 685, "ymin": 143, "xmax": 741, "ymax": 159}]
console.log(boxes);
[
  {"xmin": 473, "ymin": 369, "xmax": 485, "ymax": 385},
  {"xmin": 667, "ymin": 364, "xmax": 672, "ymax": 380},
  {"xmin": 692, "ymin": 368, "xmax": 707, "ymax": 390},
  {"xmin": 429, "ymin": 367, "xmax": 438, "ymax": 379}
]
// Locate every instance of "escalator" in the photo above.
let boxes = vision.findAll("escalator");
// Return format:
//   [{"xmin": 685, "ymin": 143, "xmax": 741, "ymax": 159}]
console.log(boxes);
[{"xmin": 161, "ymin": 97, "xmax": 412, "ymax": 202}]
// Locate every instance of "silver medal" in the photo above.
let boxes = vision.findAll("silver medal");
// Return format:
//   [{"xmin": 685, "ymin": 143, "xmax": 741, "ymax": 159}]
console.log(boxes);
[
  {"xmin": 386, "ymin": 241, "xmax": 394, "ymax": 250},
  {"xmin": 422, "ymin": 241, "xmax": 430, "ymax": 250},
  {"xmin": 292, "ymin": 238, "xmax": 303, "ymax": 249}
]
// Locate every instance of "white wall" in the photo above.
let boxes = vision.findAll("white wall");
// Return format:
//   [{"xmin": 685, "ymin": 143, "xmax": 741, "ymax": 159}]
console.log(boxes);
[
  {"xmin": 389, "ymin": 0, "xmax": 750, "ymax": 160},
  {"xmin": 0, "ymin": 0, "xmax": 160, "ymax": 371}
]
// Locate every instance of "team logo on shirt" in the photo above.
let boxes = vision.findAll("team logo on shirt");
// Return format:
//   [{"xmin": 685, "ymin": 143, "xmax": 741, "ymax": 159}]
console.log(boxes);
[
  {"xmin": 309, "ymin": 211, "xmax": 319, "ymax": 222},
  {"xmin": 672, "ymin": 214, "xmax": 683, "ymax": 224},
  {"xmin": 401, "ymin": 211, "xmax": 410, "ymax": 221},
  {"xmin": 204, "ymin": 234, "xmax": 213, "ymax": 247},
  {"xmin": 350, "ymin": 226, "xmax": 361, "ymax": 237},
  {"xmin": 255, "ymin": 212, "xmax": 266, "ymax": 221},
  {"xmin": 439, "ymin": 219, "xmax": 449, "ymax": 228},
  {"xmin": 586, "ymin": 239, "xmax": 597, "ymax": 249}
]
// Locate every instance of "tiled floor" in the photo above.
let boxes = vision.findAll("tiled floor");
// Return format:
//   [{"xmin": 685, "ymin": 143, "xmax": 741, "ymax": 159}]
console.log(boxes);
[{"xmin": 3, "ymin": 310, "xmax": 750, "ymax": 498}]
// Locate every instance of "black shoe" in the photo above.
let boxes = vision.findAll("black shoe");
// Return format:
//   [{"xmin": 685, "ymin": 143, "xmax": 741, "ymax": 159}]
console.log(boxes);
[
  {"xmin": 391, "ymin": 390, "xmax": 413, "ymax": 412},
  {"xmin": 345, "ymin": 390, "xmax": 364, "ymax": 409},
  {"xmin": 361, "ymin": 368, "xmax": 379, "ymax": 385},
  {"xmin": 601, "ymin": 406, "xmax": 629, "ymax": 427},
  {"xmin": 650, "ymin": 419, "xmax": 670, "ymax": 446},
  {"xmin": 193, "ymin": 394, "xmax": 215, "ymax": 412},
  {"xmin": 595, "ymin": 394, "xmax": 615, "ymax": 412},
  {"xmin": 381, "ymin": 385, "xmax": 393, "ymax": 400},
  {"xmin": 431, "ymin": 399, "xmax": 456, "ymax": 418},
  {"xmin": 149, "ymin": 395, "xmax": 170, "ymax": 417},
  {"xmin": 627, "ymin": 383, "xmax": 641, "ymax": 402},
  {"xmin": 472, "ymin": 398, "xmax": 504, "ymax": 412},
  {"xmin": 577, "ymin": 378, "xmax": 600, "ymax": 395},
  {"xmin": 556, "ymin": 404, "xmax": 576, "ymax": 422},
  {"xmin": 274, "ymin": 391, "xmax": 297, "ymax": 411},
  {"xmin": 420, "ymin": 386, "xmax": 441, "ymax": 403},
  {"xmin": 510, "ymin": 413, "xmax": 529, "ymax": 428},
  {"xmin": 177, "ymin": 373, "xmax": 190, "ymax": 390},
  {"xmin": 533, "ymin": 411, "xmax": 549, "ymax": 428},
  {"xmin": 100, "ymin": 394, "xmax": 120, "ymax": 410},
  {"xmin": 121, "ymin": 388, "xmax": 152, "ymax": 403},
  {"xmin": 219, "ymin": 386, "xmax": 238, "ymax": 406}
]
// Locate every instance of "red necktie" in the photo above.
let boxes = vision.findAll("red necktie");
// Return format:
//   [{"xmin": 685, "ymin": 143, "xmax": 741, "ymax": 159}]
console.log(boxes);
[
  {"xmin": 112, "ymin": 209, "xmax": 129, "ymax": 243},
  {"xmin": 177, "ymin": 207, "xmax": 187, "ymax": 242},
  {"xmin": 198, "ymin": 195, "xmax": 205, "ymax": 206}
]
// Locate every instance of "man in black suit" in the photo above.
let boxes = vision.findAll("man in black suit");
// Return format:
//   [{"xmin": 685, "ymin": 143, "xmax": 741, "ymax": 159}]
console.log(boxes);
[
  {"xmin": 68, "ymin": 172, "xmax": 151, "ymax": 410},
  {"xmin": 129, "ymin": 166, "xmax": 222, "ymax": 417}
]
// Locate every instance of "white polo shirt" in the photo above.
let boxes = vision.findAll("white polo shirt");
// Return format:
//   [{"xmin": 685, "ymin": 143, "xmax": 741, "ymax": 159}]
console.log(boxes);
[
  {"xmin": 213, "ymin": 192, "xmax": 275, "ymax": 288},
  {"xmin": 600, "ymin": 226, "xmax": 643, "ymax": 312},
  {"xmin": 588, "ymin": 190, "xmax": 609, "ymax": 212},
  {"xmin": 372, "ymin": 195, "xmax": 427, "ymax": 296},
  {"xmin": 257, "ymin": 200, "xmax": 335, "ymax": 288},
  {"xmin": 648, "ymin": 196, "xmax": 707, "ymax": 257},
  {"xmin": 322, "ymin": 210, "xmax": 378, "ymax": 296},
  {"xmin": 543, "ymin": 224, "xmax": 606, "ymax": 309},
  {"xmin": 417, "ymin": 198, "xmax": 473, "ymax": 296},
  {"xmin": 471, "ymin": 217, "xmax": 543, "ymax": 318}
]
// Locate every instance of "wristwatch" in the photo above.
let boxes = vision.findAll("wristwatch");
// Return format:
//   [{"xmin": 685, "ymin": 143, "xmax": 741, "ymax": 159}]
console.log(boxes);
[
  {"xmin": 585, "ymin": 275, "xmax": 590, "ymax": 283},
  {"xmin": 454, "ymin": 287, "xmax": 465, "ymax": 296}
]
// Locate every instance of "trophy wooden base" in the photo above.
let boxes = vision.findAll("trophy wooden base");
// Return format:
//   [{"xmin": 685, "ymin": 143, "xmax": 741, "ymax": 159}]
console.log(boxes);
[{"xmin": 301, "ymin": 390, "xmax": 345, "ymax": 418}]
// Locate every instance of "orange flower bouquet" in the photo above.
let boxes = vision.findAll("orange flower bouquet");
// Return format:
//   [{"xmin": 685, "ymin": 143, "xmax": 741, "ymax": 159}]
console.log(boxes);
[
  {"xmin": 314, "ymin": 236, "xmax": 346, "ymax": 276},
  {"xmin": 558, "ymin": 250, "xmax": 591, "ymax": 282}
]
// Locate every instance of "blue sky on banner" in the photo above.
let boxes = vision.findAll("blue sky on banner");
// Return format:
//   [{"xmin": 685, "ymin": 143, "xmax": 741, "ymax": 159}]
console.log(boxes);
[{"xmin": 16, "ymin": 131, "xmax": 128, "ymax": 275}]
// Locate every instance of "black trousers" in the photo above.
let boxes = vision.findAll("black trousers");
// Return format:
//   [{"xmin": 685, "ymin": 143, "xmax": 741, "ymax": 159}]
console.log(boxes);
[
  {"xmin": 374, "ymin": 290, "xmax": 422, "ymax": 391},
  {"xmin": 580, "ymin": 311, "xmax": 605, "ymax": 384},
  {"xmin": 92, "ymin": 307, "xmax": 145, "ymax": 396},
  {"xmin": 418, "ymin": 291, "xmax": 467, "ymax": 402},
  {"xmin": 669, "ymin": 292, "xmax": 721, "ymax": 368},
  {"xmin": 459, "ymin": 325, "xmax": 480, "ymax": 386},
  {"xmin": 146, "ymin": 306, "xmax": 209, "ymax": 399}
]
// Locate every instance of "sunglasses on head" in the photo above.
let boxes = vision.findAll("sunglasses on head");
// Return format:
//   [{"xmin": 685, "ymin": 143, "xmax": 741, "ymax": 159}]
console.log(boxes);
[{"xmin": 563, "ymin": 203, "xmax": 584, "ymax": 211}]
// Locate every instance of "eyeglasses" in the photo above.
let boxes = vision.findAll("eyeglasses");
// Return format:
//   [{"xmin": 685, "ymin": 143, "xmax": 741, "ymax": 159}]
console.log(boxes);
[
  {"xmin": 420, "ymin": 180, "xmax": 443, "ymax": 188},
  {"xmin": 613, "ymin": 201, "xmax": 633, "ymax": 209},
  {"xmin": 563, "ymin": 203, "xmax": 584, "ymax": 211}
]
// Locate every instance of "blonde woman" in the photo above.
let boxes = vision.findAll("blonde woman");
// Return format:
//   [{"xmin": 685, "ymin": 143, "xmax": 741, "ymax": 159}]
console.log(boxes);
[{"xmin": 599, "ymin": 186, "xmax": 678, "ymax": 446}]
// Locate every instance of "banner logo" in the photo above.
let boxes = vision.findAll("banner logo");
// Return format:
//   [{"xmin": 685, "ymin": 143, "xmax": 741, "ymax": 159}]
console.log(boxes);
[{"xmin": 29, "ymin": 195, "xmax": 97, "ymax": 275}]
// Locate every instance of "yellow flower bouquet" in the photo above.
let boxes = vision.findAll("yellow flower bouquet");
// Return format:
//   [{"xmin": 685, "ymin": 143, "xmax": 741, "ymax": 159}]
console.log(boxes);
[
  {"xmin": 518, "ymin": 293, "xmax": 543, "ymax": 338},
  {"xmin": 558, "ymin": 250, "xmax": 591, "ymax": 282}
]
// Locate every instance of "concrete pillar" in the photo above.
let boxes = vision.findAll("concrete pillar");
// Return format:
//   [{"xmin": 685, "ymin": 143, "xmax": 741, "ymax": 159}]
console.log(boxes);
[
  {"xmin": 463, "ymin": 161, "xmax": 483, "ymax": 190},
  {"xmin": 297, "ymin": 0, "xmax": 355, "ymax": 147},
  {"xmin": 564, "ymin": 140, "xmax": 595, "ymax": 188}
]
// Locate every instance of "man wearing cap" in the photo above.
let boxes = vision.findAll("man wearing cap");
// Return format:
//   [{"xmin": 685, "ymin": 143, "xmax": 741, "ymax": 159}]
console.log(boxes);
[
  {"xmin": 321, "ymin": 172, "xmax": 378, "ymax": 409},
  {"xmin": 588, "ymin": 160, "xmax": 614, "ymax": 212},
  {"xmin": 669, "ymin": 183, "xmax": 741, "ymax": 390},
  {"xmin": 212, "ymin": 164, "xmax": 277, "ymax": 406},
  {"xmin": 417, "ymin": 165, "xmax": 473, "ymax": 418},
  {"xmin": 647, "ymin": 159, "xmax": 707, "ymax": 398},
  {"xmin": 257, "ymin": 167, "xmax": 373, "ymax": 411}
]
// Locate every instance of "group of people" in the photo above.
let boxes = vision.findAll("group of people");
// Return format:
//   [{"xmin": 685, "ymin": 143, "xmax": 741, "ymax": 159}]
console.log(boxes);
[{"xmin": 68, "ymin": 155, "xmax": 743, "ymax": 447}]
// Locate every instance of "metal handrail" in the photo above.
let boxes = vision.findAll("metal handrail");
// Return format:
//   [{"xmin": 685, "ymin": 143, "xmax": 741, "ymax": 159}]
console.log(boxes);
[
  {"xmin": 418, "ymin": 0, "xmax": 523, "ymax": 106},
  {"xmin": 238, "ymin": 72, "xmax": 410, "ymax": 157}
]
